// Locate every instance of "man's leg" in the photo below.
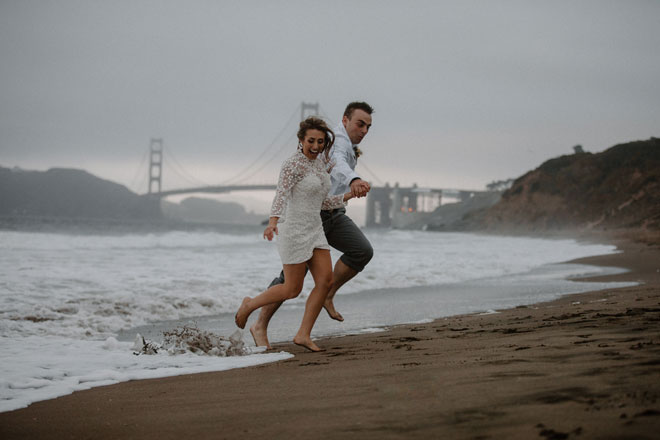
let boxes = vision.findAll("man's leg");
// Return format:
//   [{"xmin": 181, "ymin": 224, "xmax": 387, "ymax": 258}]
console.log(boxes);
[
  {"xmin": 249, "ymin": 272, "xmax": 284, "ymax": 349},
  {"xmin": 322, "ymin": 209, "xmax": 373, "ymax": 321}
]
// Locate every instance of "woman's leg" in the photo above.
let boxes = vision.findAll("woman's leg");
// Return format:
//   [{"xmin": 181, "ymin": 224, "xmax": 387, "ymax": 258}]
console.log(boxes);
[
  {"xmin": 235, "ymin": 263, "xmax": 306, "ymax": 329},
  {"xmin": 293, "ymin": 249, "xmax": 333, "ymax": 351}
]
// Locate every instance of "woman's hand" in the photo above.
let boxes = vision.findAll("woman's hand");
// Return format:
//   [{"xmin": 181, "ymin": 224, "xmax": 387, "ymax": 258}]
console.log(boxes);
[{"xmin": 263, "ymin": 218, "xmax": 279, "ymax": 241}]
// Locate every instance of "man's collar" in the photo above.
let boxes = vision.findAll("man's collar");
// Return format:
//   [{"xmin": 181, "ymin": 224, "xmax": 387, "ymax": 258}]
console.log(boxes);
[{"xmin": 335, "ymin": 122, "xmax": 356, "ymax": 147}]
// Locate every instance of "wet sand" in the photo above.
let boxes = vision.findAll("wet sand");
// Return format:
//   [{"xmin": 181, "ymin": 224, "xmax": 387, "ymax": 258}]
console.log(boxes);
[{"xmin": 1, "ymin": 235, "xmax": 659, "ymax": 439}]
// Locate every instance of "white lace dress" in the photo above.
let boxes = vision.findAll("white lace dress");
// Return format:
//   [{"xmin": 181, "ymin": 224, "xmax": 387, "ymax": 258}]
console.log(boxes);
[{"xmin": 270, "ymin": 150, "xmax": 344, "ymax": 264}]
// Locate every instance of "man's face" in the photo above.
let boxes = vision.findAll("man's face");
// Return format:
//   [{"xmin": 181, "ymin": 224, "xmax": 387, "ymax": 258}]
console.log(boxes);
[{"xmin": 342, "ymin": 109, "xmax": 372, "ymax": 145}]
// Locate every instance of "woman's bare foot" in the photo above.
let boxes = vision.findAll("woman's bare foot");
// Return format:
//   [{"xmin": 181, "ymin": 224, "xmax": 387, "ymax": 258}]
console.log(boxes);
[
  {"xmin": 293, "ymin": 335, "xmax": 324, "ymax": 352},
  {"xmin": 249, "ymin": 323, "xmax": 271, "ymax": 349},
  {"xmin": 234, "ymin": 297, "xmax": 252, "ymax": 329},
  {"xmin": 323, "ymin": 299, "xmax": 344, "ymax": 322}
]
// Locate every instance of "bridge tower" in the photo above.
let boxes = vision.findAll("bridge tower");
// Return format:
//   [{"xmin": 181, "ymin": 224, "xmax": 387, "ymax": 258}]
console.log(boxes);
[
  {"xmin": 301, "ymin": 102, "xmax": 319, "ymax": 121},
  {"xmin": 148, "ymin": 138, "xmax": 163, "ymax": 194}
]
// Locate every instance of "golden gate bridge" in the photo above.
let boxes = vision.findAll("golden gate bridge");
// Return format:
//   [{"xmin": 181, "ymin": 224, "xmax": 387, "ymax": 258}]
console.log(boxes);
[{"xmin": 132, "ymin": 102, "xmax": 477, "ymax": 228}]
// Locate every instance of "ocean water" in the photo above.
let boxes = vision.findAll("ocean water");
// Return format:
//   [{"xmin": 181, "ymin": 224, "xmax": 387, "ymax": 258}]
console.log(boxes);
[{"xmin": 0, "ymin": 227, "xmax": 635, "ymax": 412}]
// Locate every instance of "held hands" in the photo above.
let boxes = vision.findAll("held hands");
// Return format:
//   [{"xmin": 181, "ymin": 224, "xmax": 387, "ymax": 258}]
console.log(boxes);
[
  {"xmin": 263, "ymin": 218, "xmax": 279, "ymax": 241},
  {"xmin": 350, "ymin": 179, "xmax": 371, "ymax": 198}
]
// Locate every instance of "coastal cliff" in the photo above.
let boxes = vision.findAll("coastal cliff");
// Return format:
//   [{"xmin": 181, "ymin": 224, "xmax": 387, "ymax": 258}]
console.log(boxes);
[{"xmin": 463, "ymin": 137, "xmax": 660, "ymax": 232}]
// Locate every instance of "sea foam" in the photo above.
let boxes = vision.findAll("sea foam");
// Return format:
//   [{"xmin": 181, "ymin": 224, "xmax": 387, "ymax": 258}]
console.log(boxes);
[{"xmin": 0, "ymin": 228, "xmax": 622, "ymax": 412}]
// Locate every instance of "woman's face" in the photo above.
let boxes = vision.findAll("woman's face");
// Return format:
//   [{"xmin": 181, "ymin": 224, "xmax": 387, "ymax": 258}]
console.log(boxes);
[{"xmin": 300, "ymin": 128, "xmax": 325, "ymax": 160}]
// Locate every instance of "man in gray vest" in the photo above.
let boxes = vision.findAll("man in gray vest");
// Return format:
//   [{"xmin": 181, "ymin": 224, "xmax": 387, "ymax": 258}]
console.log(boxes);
[{"xmin": 251, "ymin": 102, "xmax": 375, "ymax": 348}]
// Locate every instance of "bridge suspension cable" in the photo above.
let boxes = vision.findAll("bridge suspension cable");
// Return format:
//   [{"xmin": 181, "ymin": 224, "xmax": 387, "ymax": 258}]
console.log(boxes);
[
  {"xmin": 230, "ymin": 131, "xmax": 297, "ymax": 185},
  {"xmin": 218, "ymin": 103, "xmax": 301, "ymax": 185},
  {"xmin": 143, "ymin": 102, "xmax": 386, "ymax": 192},
  {"xmin": 318, "ymin": 105, "xmax": 336, "ymax": 127},
  {"xmin": 129, "ymin": 148, "xmax": 149, "ymax": 193},
  {"xmin": 356, "ymin": 161, "xmax": 384, "ymax": 186},
  {"xmin": 163, "ymin": 146, "xmax": 211, "ymax": 187}
]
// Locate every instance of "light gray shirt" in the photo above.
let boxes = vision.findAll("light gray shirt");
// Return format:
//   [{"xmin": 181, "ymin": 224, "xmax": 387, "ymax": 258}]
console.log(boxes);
[{"xmin": 328, "ymin": 123, "xmax": 360, "ymax": 198}]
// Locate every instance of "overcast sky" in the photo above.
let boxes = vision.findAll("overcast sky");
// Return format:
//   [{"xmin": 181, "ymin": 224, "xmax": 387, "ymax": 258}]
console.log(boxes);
[{"xmin": 1, "ymin": 0, "xmax": 659, "ymax": 212}]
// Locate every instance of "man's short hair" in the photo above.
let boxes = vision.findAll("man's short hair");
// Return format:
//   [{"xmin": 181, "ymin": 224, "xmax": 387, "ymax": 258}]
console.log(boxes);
[{"xmin": 344, "ymin": 102, "xmax": 374, "ymax": 119}]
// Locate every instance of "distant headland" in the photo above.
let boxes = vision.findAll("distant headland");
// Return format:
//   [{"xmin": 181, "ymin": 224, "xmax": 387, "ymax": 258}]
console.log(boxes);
[
  {"xmin": 0, "ymin": 166, "xmax": 266, "ymax": 230},
  {"xmin": 1, "ymin": 137, "xmax": 658, "ymax": 235}
]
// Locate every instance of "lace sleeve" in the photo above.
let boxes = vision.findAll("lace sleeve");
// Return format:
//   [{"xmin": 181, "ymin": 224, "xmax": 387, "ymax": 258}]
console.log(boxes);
[
  {"xmin": 270, "ymin": 157, "xmax": 304, "ymax": 217},
  {"xmin": 321, "ymin": 194, "xmax": 345, "ymax": 210}
]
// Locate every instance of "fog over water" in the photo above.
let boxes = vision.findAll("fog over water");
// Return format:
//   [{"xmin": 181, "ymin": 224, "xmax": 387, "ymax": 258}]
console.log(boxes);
[{"xmin": 1, "ymin": 1, "xmax": 658, "ymax": 215}]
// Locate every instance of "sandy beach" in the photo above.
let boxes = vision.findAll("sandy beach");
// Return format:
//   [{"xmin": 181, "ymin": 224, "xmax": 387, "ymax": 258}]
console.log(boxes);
[{"xmin": 1, "ymin": 234, "xmax": 659, "ymax": 439}]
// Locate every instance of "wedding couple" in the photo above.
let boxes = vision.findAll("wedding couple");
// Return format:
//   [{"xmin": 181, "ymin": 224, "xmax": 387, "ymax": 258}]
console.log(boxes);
[{"xmin": 234, "ymin": 102, "xmax": 374, "ymax": 352}]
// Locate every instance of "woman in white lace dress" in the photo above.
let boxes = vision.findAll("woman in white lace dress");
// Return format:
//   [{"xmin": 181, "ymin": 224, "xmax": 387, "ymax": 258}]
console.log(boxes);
[{"xmin": 234, "ymin": 117, "xmax": 354, "ymax": 352}]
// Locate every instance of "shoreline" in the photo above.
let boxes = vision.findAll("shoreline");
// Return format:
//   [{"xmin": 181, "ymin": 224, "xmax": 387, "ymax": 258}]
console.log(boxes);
[
  {"xmin": 1, "ymin": 234, "xmax": 659, "ymax": 438},
  {"xmin": 120, "ymin": 258, "xmax": 633, "ymax": 348}
]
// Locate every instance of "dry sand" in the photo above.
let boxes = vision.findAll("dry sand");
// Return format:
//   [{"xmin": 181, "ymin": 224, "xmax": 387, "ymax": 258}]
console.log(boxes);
[{"xmin": 1, "ymin": 235, "xmax": 659, "ymax": 439}]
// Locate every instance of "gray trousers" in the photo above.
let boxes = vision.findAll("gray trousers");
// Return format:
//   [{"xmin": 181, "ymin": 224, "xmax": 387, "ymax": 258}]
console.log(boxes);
[{"xmin": 269, "ymin": 207, "xmax": 373, "ymax": 287}]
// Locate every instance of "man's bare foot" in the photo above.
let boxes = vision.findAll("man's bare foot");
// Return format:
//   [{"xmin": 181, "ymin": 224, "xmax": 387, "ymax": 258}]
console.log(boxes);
[
  {"xmin": 249, "ymin": 324, "xmax": 271, "ymax": 349},
  {"xmin": 323, "ymin": 299, "xmax": 344, "ymax": 322},
  {"xmin": 293, "ymin": 335, "xmax": 324, "ymax": 352},
  {"xmin": 234, "ymin": 297, "xmax": 252, "ymax": 329}
]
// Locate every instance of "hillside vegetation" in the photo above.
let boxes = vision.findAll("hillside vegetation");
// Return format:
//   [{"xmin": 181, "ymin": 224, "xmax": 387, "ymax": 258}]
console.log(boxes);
[{"xmin": 477, "ymin": 138, "xmax": 660, "ymax": 231}]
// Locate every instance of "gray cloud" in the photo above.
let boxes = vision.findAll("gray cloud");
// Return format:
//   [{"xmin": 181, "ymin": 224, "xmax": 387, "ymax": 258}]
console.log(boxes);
[{"xmin": 1, "ymin": 0, "xmax": 659, "ymax": 194}]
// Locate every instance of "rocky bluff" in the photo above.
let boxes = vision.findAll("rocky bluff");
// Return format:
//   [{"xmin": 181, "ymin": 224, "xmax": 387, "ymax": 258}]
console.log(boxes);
[{"xmin": 477, "ymin": 138, "xmax": 660, "ymax": 231}]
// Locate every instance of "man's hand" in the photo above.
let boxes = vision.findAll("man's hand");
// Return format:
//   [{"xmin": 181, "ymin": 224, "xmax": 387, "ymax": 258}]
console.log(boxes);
[{"xmin": 350, "ymin": 179, "xmax": 371, "ymax": 198}]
